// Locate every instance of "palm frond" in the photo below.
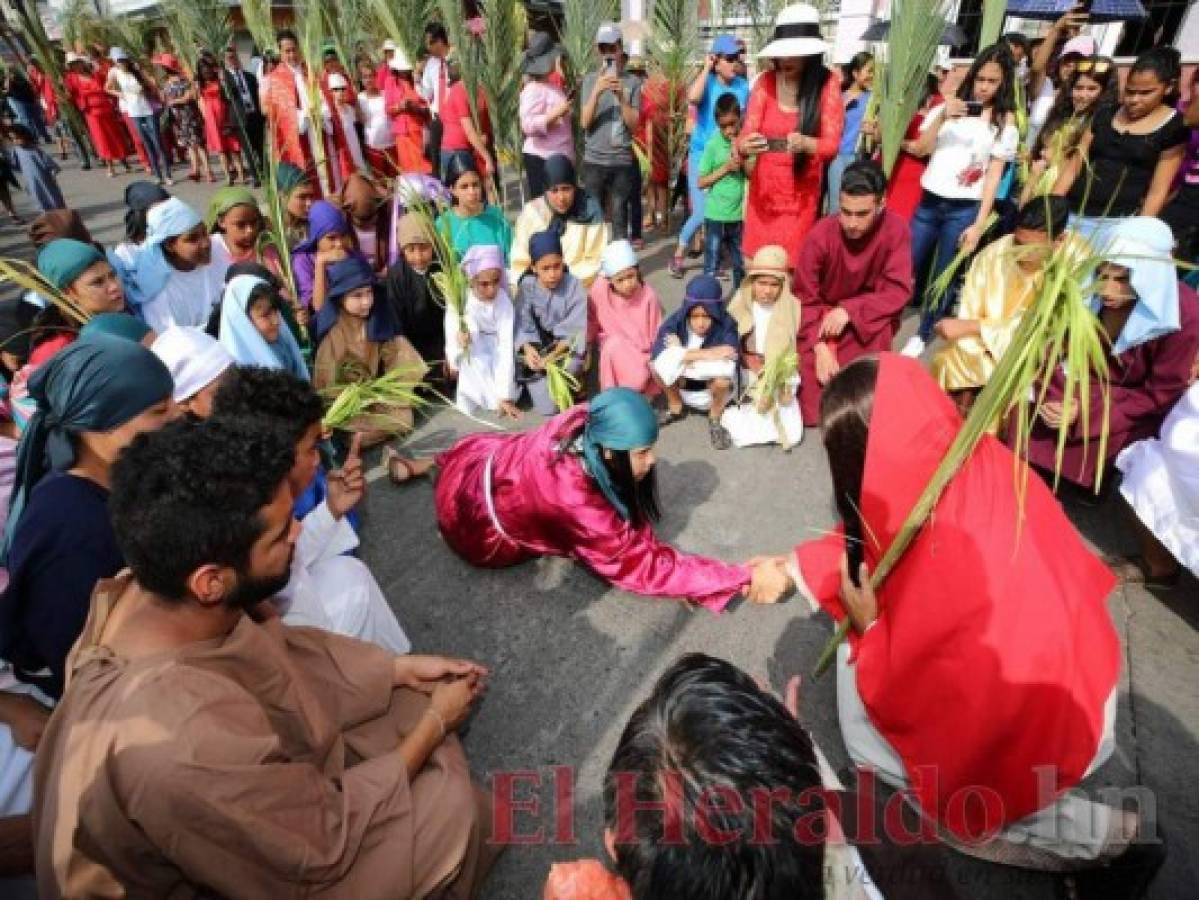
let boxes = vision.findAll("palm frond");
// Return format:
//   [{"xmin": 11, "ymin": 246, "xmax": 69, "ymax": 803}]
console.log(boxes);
[
  {"xmin": 291, "ymin": 0, "xmax": 333, "ymax": 194},
  {"xmin": 240, "ymin": 0, "xmax": 276, "ymax": 56},
  {"xmin": 320, "ymin": 364, "xmax": 431, "ymax": 432},
  {"xmin": 544, "ymin": 340, "xmax": 582, "ymax": 412},
  {"xmin": 979, "ymin": 0, "xmax": 1008, "ymax": 52},
  {"xmin": 402, "ymin": 189, "xmax": 470, "ymax": 337},
  {"xmin": 558, "ymin": 0, "xmax": 619, "ymax": 98},
  {"xmin": 477, "ymin": 0, "xmax": 525, "ymax": 202},
  {"xmin": 920, "ymin": 211, "xmax": 999, "ymax": 314},
  {"xmin": 649, "ymin": 0, "xmax": 700, "ymax": 228},
  {"xmin": 0, "ymin": 258, "xmax": 92, "ymax": 326},
  {"xmin": 877, "ymin": 0, "xmax": 951, "ymax": 177}
]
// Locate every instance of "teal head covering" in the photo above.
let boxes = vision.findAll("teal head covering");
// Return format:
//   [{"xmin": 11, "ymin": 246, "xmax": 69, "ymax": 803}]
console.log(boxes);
[
  {"xmin": 80, "ymin": 312, "xmax": 152, "ymax": 344},
  {"xmin": 36, "ymin": 238, "xmax": 105, "ymax": 291},
  {"xmin": 581, "ymin": 387, "xmax": 659, "ymax": 521},
  {"xmin": 275, "ymin": 162, "xmax": 310, "ymax": 197},
  {"xmin": 1, "ymin": 333, "xmax": 174, "ymax": 562}
]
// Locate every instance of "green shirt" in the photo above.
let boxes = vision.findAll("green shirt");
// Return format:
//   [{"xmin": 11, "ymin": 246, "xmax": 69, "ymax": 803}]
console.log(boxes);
[{"xmin": 698, "ymin": 131, "xmax": 746, "ymax": 223}]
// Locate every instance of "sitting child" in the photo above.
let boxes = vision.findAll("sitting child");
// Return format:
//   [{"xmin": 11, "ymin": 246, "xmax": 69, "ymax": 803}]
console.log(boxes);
[
  {"xmin": 514, "ymin": 229, "xmax": 588, "ymax": 416},
  {"xmin": 445, "ymin": 245, "xmax": 519, "ymax": 420},
  {"xmin": 384, "ymin": 212, "xmax": 447, "ymax": 367},
  {"xmin": 218, "ymin": 274, "xmax": 310, "ymax": 381},
  {"xmin": 588, "ymin": 239, "xmax": 662, "ymax": 395},
  {"xmin": 290, "ymin": 200, "xmax": 368, "ymax": 328},
  {"xmin": 313, "ymin": 256, "xmax": 428, "ymax": 447},
  {"xmin": 651, "ymin": 274, "xmax": 739, "ymax": 449},
  {"xmin": 721, "ymin": 245, "xmax": 804, "ymax": 449}
]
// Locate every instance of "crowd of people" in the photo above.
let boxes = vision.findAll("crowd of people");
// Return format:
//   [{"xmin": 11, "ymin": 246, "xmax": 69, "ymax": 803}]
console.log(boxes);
[{"xmin": 0, "ymin": 1, "xmax": 1193, "ymax": 897}]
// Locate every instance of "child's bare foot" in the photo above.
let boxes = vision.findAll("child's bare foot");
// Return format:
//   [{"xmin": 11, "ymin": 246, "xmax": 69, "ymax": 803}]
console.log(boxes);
[{"xmin": 383, "ymin": 446, "xmax": 435, "ymax": 484}]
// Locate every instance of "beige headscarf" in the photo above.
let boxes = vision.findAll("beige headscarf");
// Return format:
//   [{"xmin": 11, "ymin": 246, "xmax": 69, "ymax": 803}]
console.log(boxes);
[{"xmin": 728, "ymin": 244, "xmax": 801, "ymax": 365}]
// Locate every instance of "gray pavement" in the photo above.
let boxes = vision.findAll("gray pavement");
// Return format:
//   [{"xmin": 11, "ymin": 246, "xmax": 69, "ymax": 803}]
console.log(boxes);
[{"xmin": 4, "ymin": 156, "xmax": 1196, "ymax": 899}]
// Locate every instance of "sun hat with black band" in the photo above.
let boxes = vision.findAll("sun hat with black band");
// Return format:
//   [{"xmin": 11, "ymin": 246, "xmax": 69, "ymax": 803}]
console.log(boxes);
[{"xmin": 757, "ymin": 3, "xmax": 829, "ymax": 59}]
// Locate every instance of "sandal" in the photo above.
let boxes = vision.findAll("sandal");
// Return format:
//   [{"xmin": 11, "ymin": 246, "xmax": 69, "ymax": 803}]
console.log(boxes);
[
  {"xmin": 668, "ymin": 255, "xmax": 685, "ymax": 279},
  {"xmin": 657, "ymin": 406, "xmax": 685, "ymax": 427},
  {"xmin": 708, "ymin": 417, "xmax": 732, "ymax": 451},
  {"xmin": 1102, "ymin": 554, "xmax": 1181, "ymax": 589},
  {"xmin": 383, "ymin": 446, "xmax": 428, "ymax": 485}
]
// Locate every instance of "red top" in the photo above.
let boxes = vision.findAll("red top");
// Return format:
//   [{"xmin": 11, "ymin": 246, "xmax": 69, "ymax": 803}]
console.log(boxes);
[
  {"xmin": 796, "ymin": 354, "xmax": 1119, "ymax": 841},
  {"xmin": 440, "ymin": 81, "xmax": 490, "ymax": 154}
]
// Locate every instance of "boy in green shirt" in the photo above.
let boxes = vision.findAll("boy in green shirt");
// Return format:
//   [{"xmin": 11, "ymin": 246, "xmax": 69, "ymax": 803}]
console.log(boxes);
[{"xmin": 697, "ymin": 93, "xmax": 747, "ymax": 289}]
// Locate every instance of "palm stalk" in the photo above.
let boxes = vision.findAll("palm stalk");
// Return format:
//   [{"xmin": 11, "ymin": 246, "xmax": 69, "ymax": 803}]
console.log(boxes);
[
  {"xmin": 920, "ymin": 211, "xmax": 999, "ymax": 314},
  {"xmin": 477, "ymin": 0, "xmax": 525, "ymax": 208},
  {"xmin": 856, "ymin": 57, "xmax": 885, "ymax": 156},
  {"xmin": 437, "ymin": 0, "xmax": 483, "ymax": 126},
  {"xmin": 0, "ymin": 258, "xmax": 93, "ymax": 326},
  {"xmin": 877, "ymin": 0, "xmax": 951, "ymax": 177},
  {"xmin": 403, "ymin": 192, "xmax": 470, "ymax": 339},
  {"xmin": 544, "ymin": 340, "xmax": 582, "ymax": 412},
  {"xmin": 258, "ymin": 139, "xmax": 299, "ymax": 302},
  {"xmin": 747, "ymin": 0, "xmax": 790, "ymax": 60},
  {"xmin": 978, "ymin": 0, "xmax": 1008, "ymax": 52},
  {"xmin": 366, "ymin": 0, "xmax": 438, "ymax": 65},
  {"xmin": 324, "ymin": 0, "xmax": 375, "ymax": 75},
  {"xmin": 293, "ymin": 0, "xmax": 333, "ymax": 195},
  {"xmin": 751, "ymin": 347, "xmax": 800, "ymax": 450},
  {"xmin": 649, "ymin": 0, "xmax": 700, "ymax": 230},
  {"xmin": 320, "ymin": 363, "xmax": 432, "ymax": 432},
  {"xmin": 558, "ymin": 0, "xmax": 619, "ymax": 99},
  {"xmin": 1013, "ymin": 75, "xmax": 1031, "ymax": 185},
  {"xmin": 239, "ymin": 0, "xmax": 276, "ymax": 56},
  {"xmin": 814, "ymin": 228, "xmax": 1113, "ymax": 677}
]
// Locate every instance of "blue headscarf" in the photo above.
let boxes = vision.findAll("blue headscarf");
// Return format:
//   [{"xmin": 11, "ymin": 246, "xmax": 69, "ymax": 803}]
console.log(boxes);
[
  {"xmin": 581, "ymin": 387, "xmax": 659, "ymax": 521},
  {"xmin": 112, "ymin": 197, "xmax": 204, "ymax": 308},
  {"xmin": 293, "ymin": 200, "xmax": 349, "ymax": 254},
  {"xmin": 1091, "ymin": 217, "xmax": 1181, "ymax": 355},
  {"xmin": 316, "ymin": 256, "xmax": 400, "ymax": 343},
  {"xmin": 1, "ymin": 333, "xmax": 174, "ymax": 562},
  {"xmin": 529, "ymin": 228, "xmax": 563, "ymax": 264},
  {"xmin": 218, "ymin": 275, "xmax": 310, "ymax": 381}
]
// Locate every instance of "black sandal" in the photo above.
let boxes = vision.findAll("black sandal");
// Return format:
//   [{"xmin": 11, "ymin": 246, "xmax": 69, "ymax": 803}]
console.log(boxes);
[
  {"xmin": 657, "ymin": 406, "xmax": 685, "ymax": 427},
  {"xmin": 1102, "ymin": 554, "xmax": 1181, "ymax": 589},
  {"xmin": 708, "ymin": 418, "xmax": 732, "ymax": 451}
]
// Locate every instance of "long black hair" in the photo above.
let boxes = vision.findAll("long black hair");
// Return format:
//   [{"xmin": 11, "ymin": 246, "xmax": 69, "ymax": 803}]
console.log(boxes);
[
  {"xmin": 601, "ymin": 448, "xmax": 661, "ymax": 527},
  {"xmin": 956, "ymin": 43, "xmax": 1017, "ymax": 122},
  {"xmin": 840, "ymin": 51, "xmax": 873, "ymax": 93},
  {"xmin": 820, "ymin": 356, "xmax": 878, "ymax": 572},
  {"xmin": 1130, "ymin": 46, "xmax": 1182, "ymax": 107},
  {"xmin": 790, "ymin": 57, "xmax": 832, "ymax": 178},
  {"xmin": 1033, "ymin": 58, "xmax": 1119, "ymax": 159}
]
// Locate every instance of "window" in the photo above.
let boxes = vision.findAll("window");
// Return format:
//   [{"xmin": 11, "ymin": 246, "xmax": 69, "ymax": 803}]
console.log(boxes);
[{"xmin": 1114, "ymin": 1, "xmax": 1188, "ymax": 57}]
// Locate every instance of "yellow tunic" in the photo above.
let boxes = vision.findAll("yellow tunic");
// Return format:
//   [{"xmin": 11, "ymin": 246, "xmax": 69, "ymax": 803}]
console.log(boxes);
[
  {"xmin": 508, "ymin": 197, "xmax": 610, "ymax": 289},
  {"xmin": 931, "ymin": 233, "xmax": 1089, "ymax": 391}
]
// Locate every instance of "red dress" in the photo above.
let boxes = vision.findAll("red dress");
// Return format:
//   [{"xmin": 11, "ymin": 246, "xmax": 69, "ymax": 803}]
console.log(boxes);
[
  {"xmin": 65, "ymin": 71, "xmax": 129, "ymax": 162},
  {"xmin": 885, "ymin": 97, "xmax": 942, "ymax": 222},
  {"xmin": 741, "ymin": 72, "xmax": 843, "ymax": 271},
  {"xmin": 434, "ymin": 405, "xmax": 749, "ymax": 610},
  {"xmin": 797, "ymin": 354, "xmax": 1119, "ymax": 842},
  {"xmin": 637, "ymin": 75, "xmax": 673, "ymax": 187},
  {"xmin": 200, "ymin": 80, "xmax": 240, "ymax": 153}
]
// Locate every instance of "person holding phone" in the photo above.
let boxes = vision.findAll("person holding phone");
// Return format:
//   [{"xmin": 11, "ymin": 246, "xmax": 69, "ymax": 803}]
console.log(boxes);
[
  {"xmin": 736, "ymin": 4, "xmax": 844, "ymax": 273},
  {"xmin": 899, "ymin": 44, "xmax": 1018, "ymax": 358},
  {"xmin": 579, "ymin": 23, "xmax": 642, "ymax": 245}
]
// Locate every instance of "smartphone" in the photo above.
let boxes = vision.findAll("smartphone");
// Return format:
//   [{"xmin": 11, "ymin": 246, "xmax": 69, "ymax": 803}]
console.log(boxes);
[
  {"xmin": 964, "ymin": 100, "xmax": 985, "ymax": 117},
  {"xmin": 765, "ymin": 137, "xmax": 789, "ymax": 151},
  {"xmin": 604, "ymin": 57, "xmax": 617, "ymax": 75}
]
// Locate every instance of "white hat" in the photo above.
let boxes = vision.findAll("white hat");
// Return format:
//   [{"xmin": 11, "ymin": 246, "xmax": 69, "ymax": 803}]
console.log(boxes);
[
  {"xmin": 327, "ymin": 72, "xmax": 350, "ymax": 89},
  {"xmin": 596, "ymin": 23, "xmax": 622, "ymax": 45},
  {"xmin": 757, "ymin": 4, "xmax": 829, "ymax": 59},
  {"xmin": 64, "ymin": 51, "xmax": 85, "ymax": 65},
  {"xmin": 933, "ymin": 46, "xmax": 952, "ymax": 72},
  {"xmin": 108, "ymin": 46, "xmax": 130, "ymax": 62},
  {"xmin": 151, "ymin": 326, "xmax": 234, "ymax": 403},
  {"xmin": 600, "ymin": 239, "xmax": 638, "ymax": 278},
  {"xmin": 388, "ymin": 49, "xmax": 413, "ymax": 72},
  {"xmin": 382, "ymin": 39, "xmax": 398, "ymax": 53}
]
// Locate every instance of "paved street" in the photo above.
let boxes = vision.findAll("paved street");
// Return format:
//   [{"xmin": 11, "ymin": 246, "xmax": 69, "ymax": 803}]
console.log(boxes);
[{"xmin": 4, "ymin": 157, "xmax": 1196, "ymax": 898}]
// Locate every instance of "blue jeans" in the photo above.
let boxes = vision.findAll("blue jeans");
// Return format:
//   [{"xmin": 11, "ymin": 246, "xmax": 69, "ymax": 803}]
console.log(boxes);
[
  {"xmin": 677, "ymin": 151, "xmax": 706, "ymax": 250},
  {"xmin": 7, "ymin": 99, "xmax": 50, "ymax": 143},
  {"xmin": 131, "ymin": 115, "xmax": 170, "ymax": 182},
  {"xmin": 825, "ymin": 150, "xmax": 856, "ymax": 214},
  {"xmin": 703, "ymin": 219, "xmax": 744, "ymax": 289},
  {"xmin": 910, "ymin": 191, "xmax": 980, "ymax": 342}
]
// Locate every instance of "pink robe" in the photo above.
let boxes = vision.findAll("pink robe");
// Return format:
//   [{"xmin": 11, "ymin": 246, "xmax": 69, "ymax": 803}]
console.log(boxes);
[
  {"xmin": 587, "ymin": 277, "xmax": 662, "ymax": 394},
  {"xmin": 1025, "ymin": 283, "xmax": 1199, "ymax": 489},
  {"xmin": 793, "ymin": 211, "xmax": 913, "ymax": 425},
  {"xmin": 434, "ymin": 407, "xmax": 749, "ymax": 610}
]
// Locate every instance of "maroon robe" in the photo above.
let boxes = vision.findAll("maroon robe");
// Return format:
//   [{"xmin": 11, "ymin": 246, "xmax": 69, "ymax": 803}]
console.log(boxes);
[
  {"xmin": 1025, "ymin": 283, "xmax": 1199, "ymax": 489},
  {"xmin": 794, "ymin": 211, "xmax": 913, "ymax": 425}
]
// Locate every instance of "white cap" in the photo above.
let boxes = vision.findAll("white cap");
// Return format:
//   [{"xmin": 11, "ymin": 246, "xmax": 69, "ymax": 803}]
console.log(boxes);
[
  {"xmin": 388, "ymin": 49, "xmax": 413, "ymax": 72},
  {"xmin": 601, "ymin": 239, "xmax": 638, "ymax": 278},
  {"xmin": 596, "ymin": 23, "xmax": 622, "ymax": 45},
  {"xmin": 108, "ymin": 46, "xmax": 130, "ymax": 62},
  {"xmin": 327, "ymin": 72, "xmax": 350, "ymax": 89},
  {"xmin": 64, "ymin": 51, "xmax": 84, "ymax": 65},
  {"xmin": 151, "ymin": 326, "xmax": 235, "ymax": 403},
  {"xmin": 382, "ymin": 40, "xmax": 398, "ymax": 52}
]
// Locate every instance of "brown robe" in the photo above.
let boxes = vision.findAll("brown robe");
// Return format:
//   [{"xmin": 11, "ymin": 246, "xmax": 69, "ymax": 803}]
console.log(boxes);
[{"xmin": 33, "ymin": 574, "xmax": 495, "ymax": 898}]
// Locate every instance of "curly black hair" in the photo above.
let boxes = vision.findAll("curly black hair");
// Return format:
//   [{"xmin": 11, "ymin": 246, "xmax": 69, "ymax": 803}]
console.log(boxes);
[
  {"xmin": 110, "ymin": 417, "xmax": 295, "ymax": 601},
  {"xmin": 604, "ymin": 653, "xmax": 826, "ymax": 899},
  {"xmin": 211, "ymin": 366, "xmax": 323, "ymax": 444}
]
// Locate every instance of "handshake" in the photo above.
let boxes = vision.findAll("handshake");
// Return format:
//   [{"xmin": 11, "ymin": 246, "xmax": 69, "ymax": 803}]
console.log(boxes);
[{"xmin": 743, "ymin": 555, "xmax": 794, "ymax": 605}]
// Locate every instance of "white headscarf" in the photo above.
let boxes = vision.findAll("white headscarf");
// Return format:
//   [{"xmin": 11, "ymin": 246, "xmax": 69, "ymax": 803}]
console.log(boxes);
[
  {"xmin": 1094, "ymin": 217, "xmax": 1181, "ymax": 355},
  {"xmin": 151, "ymin": 326, "xmax": 235, "ymax": 403}
]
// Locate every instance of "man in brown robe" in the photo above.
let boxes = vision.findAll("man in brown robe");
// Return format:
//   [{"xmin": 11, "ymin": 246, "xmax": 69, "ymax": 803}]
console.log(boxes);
[{"xmin": 33, "ymin": 417, "xmax": 497, "ymax": 898}]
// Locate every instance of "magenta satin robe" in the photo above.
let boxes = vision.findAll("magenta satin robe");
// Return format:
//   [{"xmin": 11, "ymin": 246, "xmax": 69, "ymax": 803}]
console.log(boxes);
[{"xmin": 434, "ymin": 407, "xmax": 750, "ymax": 610}]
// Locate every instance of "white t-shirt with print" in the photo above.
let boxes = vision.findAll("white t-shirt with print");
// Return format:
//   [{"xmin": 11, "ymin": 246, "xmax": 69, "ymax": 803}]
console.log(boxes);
[{"xmin": 919, "ymin": 104, "xmax": 1019, "ymax": 201}]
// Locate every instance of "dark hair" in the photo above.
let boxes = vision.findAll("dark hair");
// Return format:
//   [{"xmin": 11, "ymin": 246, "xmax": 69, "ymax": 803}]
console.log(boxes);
[
  {"xmin": 956, "ymin": 43, "xmax": 1016, "ymax": 121},
  {"xmin": 8, "ymin": 124, "xmax": 33, "ymax": 143},
  {"xmin": 840, "ymin": 51, "xmax": 873, "ymax": 93},
  {"xmin": 195, "ymin": 57, "xmax": 219, "ymax": 85},
  {"xmin": 1130, "ymin": 47, "xmax": 1182, "ymax": 106},
  {"xmin": 820, "ymin": 356, "xmax": 878, "ymax": 568},
  {"xmin": 713, "ymin": 92, "xmax": 741, "ymax": 121},
  {"xmin": 443, "ymin": 153, "xmax": 480, "ymax": 194},
  {"xmin": 211, "ymin": 365, "xmax": 324, "ymax": 445},
  {"xmin": 224, "ymin": 260, "xmax": 283, "ymax": 288},
  {"xmin": 1014, "ymin": 195, "xmax": 1071, "ymax": 237},
  {"xmin": 604, "ymin": 653, "xmax": 826, "ymax": 900},
  {"xmin": 840, "ymin": 159, "xmax": 886, "ymax": 198},
  {"xmin": 425, "ymin": 22, "xmax": 449, "ymax": 45},
  {"xmin": 600, "ymin": 449, "xmax": 660, "ymax": 527},
  {"xmin": 788, "ymin": 58, "xmax": 833, "ymax": 179},
  {"xmin": 276, "ymin": 29, "xmax": 298, "ymax": 46},
  {"xmin": 1033, "ymin": 59, "xmax": 1118, "ymax": 159},
  {"xmin": 1002, "ymin": 32, "xmax": 1030, "ymax": 57},
  {"xmin": 109, "ymin": 417, "xmax": 295, "ymax": 601}
]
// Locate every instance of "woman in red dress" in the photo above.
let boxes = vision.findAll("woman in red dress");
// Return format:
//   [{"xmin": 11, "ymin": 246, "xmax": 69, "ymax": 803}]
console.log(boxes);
[
  {"xmin": 196, "ymin": 58, "xmax": 247, "ymax": 185},
  {"xmin": 63, "ymin": 54, "xmax": 131, "ymax": 177},
  {"xmin": 883, "ymin": 74, "xmax": 944, "ymax": 222},
  {"xmin": 737, "ymin": 4, "xmax": 843, "ymax": 272}
]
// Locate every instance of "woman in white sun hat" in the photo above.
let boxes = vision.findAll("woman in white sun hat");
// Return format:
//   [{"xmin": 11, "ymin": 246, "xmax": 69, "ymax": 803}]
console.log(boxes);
[{"xmin": 737, "ymin": 3, "xmax": 843, "ymax": 272}]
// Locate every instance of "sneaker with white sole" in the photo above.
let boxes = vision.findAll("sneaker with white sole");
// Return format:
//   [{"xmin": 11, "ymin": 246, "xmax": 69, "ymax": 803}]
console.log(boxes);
[{"xmin": 900, "ymin": 335, "xmax": 926, "ymax": 358}]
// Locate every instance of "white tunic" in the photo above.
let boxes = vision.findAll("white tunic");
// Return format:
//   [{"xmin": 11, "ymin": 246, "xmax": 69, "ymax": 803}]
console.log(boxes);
[
  {"xmin": 651, "ymin": 332, "xmax": 737, "ymax": 412},
  {"xmin": 446, "ymin": 289, "xmax": 516, "ymax": 416},
  {"xmin": 138, "ymin": 263, "xmax": 225, "ymax": 334},
  {"xmin": 720, "ymin": 303, "xmax": 804, "ymax": 448}
]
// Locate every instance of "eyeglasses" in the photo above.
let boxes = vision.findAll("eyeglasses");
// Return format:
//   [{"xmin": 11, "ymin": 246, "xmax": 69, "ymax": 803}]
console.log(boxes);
[{"xmin": 1074, "ymin": 58, "xmax": 1111, "ymax": 75}]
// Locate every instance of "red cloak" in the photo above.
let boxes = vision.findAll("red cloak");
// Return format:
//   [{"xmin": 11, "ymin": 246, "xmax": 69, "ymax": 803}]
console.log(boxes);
[{"xmin": 795, "ymin": 354, "xmax": 1120, "ymax": 841}]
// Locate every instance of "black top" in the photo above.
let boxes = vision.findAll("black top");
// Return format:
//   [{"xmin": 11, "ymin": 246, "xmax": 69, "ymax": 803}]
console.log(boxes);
[
  {"xmin": 383, "ymin": 258, "xmax": 446, "ymax": 364},
  {"xmin": 1070, "ymin": 106, "xmax": 1189, "ymax": 218},
  {"xmin": 5, "ymin": 73, "xmax": 36, "ymax": 104},
  {"xmin": 0, "ymin": 472, "xmax": 123, "ymax": 698}
]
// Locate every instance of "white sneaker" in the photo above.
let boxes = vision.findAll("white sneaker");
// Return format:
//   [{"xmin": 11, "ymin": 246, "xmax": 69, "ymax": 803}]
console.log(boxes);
[{"xmin": 900, "ymin": 335, "xmax": 926, "ymax": 358}]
